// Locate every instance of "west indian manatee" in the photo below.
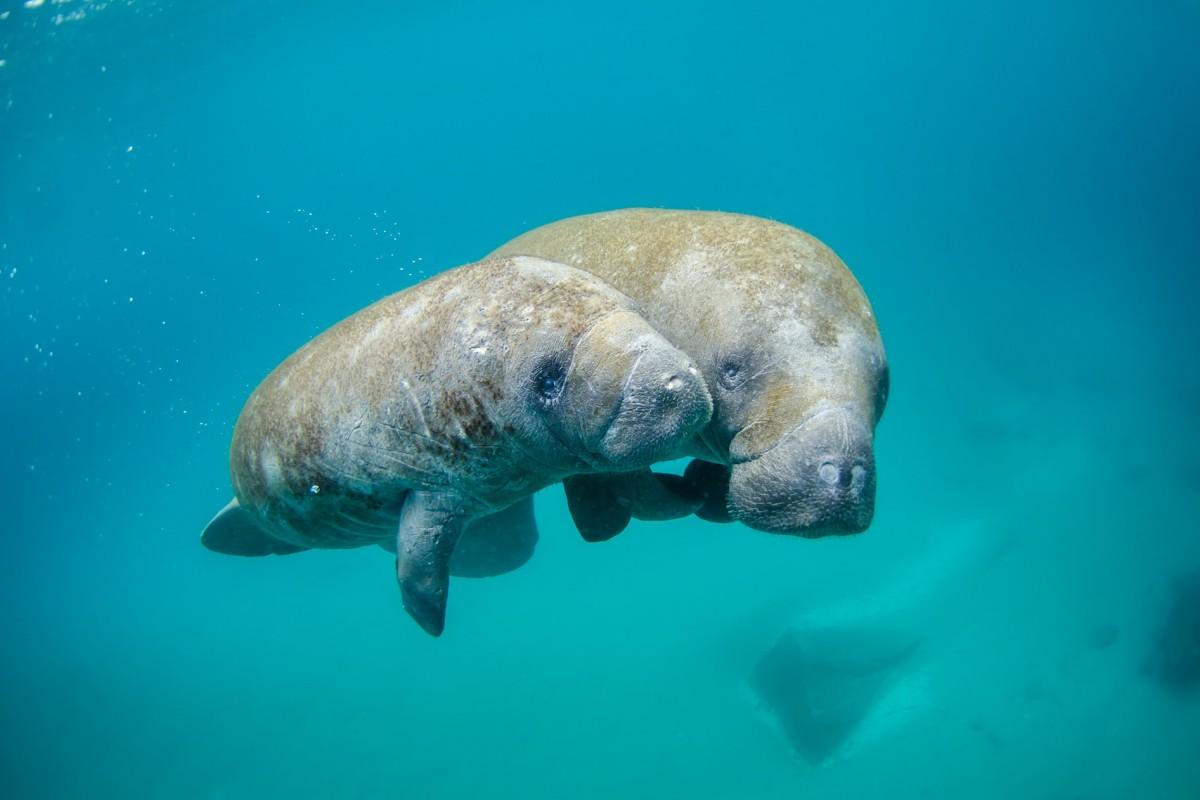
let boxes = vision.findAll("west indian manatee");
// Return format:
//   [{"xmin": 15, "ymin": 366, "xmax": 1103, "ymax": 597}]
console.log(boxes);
[
  {"xmin": 490, "ymin": 209, "xmax": 888, "ymax": 539},
  {"xmin": 749, "ymin": 624, "xmax": 921, "ymax": 764},
  {"xmin": 201, "ymin": 255, "xmax": 712, "ymax": 636}
]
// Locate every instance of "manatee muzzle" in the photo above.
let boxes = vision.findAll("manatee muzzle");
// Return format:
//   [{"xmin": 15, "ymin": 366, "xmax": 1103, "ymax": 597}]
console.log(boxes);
[
  {"xmin": 727, "ymin": 407, "xmax": 876, "ymax": 536},
  {"xmin": 597, "ymin": 349, "xmax": 712, "ymax": 469}
]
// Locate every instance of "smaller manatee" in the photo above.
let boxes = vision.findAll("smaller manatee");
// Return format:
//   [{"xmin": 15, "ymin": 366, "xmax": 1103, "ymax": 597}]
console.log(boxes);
[{"xmin": 201, "ymin": 256, "xmax": 712, "ymax": 636}]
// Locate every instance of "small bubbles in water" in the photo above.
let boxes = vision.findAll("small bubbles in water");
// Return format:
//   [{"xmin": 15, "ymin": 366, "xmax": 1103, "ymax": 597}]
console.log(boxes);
[
  {"xmin": 126, "ymin": 145, "xmax": 134, "ymax": 153},
  {"xmin": 309, "ymin": 484, "xmax": 320, "ymax": 495}
]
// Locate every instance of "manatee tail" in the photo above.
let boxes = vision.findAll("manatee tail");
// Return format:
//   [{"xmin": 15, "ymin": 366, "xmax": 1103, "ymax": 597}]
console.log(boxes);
[{"xmin": 200, "ymin": 498, "xmax": 309, "ymax": 556}]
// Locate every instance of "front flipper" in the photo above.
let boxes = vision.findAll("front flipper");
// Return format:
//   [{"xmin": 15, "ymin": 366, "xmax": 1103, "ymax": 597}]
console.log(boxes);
[
  {"xmin": 564, "ymin": 474, "xmax": 634, "ymax": 542},
  {"xmin": 379, "ymin": 497, "xmax": 539, "ymax": 578},
  {"xmin": 396, "ymin": 491, "xmax": 466, "ymax": 637},
  {"xmin": 681, "ymin": 459, "xmax": 734, "ymax": 523},
  {"xmin": 564, "ymin": 469, "xmax": 706, "ymax": 542},
  {"xmin": 201, "ymin": 498, "xmax": 309, "ymax": 556},
  {"xmin": 628, "ymin": 471, "xmax": 706, "ymax": 521}
]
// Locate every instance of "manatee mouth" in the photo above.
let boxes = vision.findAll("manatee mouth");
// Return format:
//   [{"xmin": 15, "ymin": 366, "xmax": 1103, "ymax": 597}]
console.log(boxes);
[{"xmin": 727, "ymin": 408, "xmax": 876, "ymax": 536}]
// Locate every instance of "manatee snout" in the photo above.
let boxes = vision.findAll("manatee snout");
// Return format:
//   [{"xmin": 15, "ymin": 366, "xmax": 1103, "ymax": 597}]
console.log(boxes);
[
  {"xmin": 728, "ymin": 408, "xmax": 876, "ymax": 536},
  {"xmin": 558, "ymin": 311, "xmax": 712, "ymax": 470},
  {"xmin": 601, "ymin": 346, "xmax": 712, "ymax": 468}
]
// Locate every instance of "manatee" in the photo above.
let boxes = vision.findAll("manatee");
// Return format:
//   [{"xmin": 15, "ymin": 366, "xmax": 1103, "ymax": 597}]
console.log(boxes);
[
  {"xmin": 490, "ymin": 209, "xmax": 887, "ymax": 537},
  {"xmin": 749, "ymin": 624, "xmax": 921, "ymax": 764},
  {"xmin": 200, "ymin": 255, "xmax": 712, "ymax": 636}
]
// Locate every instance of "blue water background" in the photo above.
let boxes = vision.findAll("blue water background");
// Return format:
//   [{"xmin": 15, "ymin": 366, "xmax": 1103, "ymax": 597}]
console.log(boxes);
[{"xmin": 2, "ymin": 1, "xmax": 1198, "ymax": 797}]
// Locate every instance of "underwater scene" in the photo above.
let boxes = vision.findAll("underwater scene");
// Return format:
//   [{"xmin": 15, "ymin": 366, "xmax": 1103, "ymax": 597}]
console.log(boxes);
[{"xmin": 2, "ymin": 1, "xmax": 1198, "ymax": 797}]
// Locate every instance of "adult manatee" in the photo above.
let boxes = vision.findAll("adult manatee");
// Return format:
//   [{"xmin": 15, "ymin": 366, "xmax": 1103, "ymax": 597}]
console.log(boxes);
[
  {"xmin": 490, "ymin": 210, "xmax": 887, "ymax": 537},
  {"xmin": 201, "ymin": 255, "xmax": 712, "ymax": 635}
]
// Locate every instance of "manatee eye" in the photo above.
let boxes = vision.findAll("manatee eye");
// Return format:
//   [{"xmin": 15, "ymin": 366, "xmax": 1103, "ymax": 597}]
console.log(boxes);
[
  {"xmin": 532, "ymin": 359, "xmax": 567, "ymax": 405},
  {"xmin": 717, "ymin": 353, "xmax": 749, "ymax": 390}
]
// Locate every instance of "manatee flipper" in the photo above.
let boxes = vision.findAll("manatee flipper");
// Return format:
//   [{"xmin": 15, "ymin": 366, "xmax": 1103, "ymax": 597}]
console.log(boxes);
[
  {"xmin": 564, "ymin": 474, "xmax": 634, "ymax": 542},
  {"xmin": 450, "ymin": 497, "xmax": 539, "ymax": 578},
  {"xmin": 201, "ymin": 498, "xmax": 309, "ymax": 556},
  {"xmin": 564, "ymin": 470, "xmax": 706, "ymax": 542},
  {"xmin": 377, "ymin": 499, "xmax": 539, "ymax": 578},
  {"xmin": 396, "ymin": 491, "xmax": 466, "ymax": 637},
  {"xmin": 682, "ymin": 459, "xmax": 734, "ymax": 523},
  {"xmin": 624, "ymin": 470, "xmax": 705, "ymax": 520}
]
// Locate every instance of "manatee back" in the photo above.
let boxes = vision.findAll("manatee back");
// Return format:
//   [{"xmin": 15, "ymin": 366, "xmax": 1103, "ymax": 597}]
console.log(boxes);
[{"xmin": 490, "ymin": 209, "xmax": 881, "ymax": 352}]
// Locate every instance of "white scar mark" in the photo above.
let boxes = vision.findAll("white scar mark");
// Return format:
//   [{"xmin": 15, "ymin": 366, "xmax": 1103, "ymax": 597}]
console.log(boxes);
[
  {"xmin": 343, "ymin": 439, "xmax": 441, "ymax": 479},
  {"xmin": 399, "ymin": 378, "xmax": 431, "ymax": 437},
  {"xmin": 260, "ymin": 447, "xmax": 284, "ymax": 493},
  {"xmin": 619, "ymin": 346, "xmax": 648, "ymax": 397}
]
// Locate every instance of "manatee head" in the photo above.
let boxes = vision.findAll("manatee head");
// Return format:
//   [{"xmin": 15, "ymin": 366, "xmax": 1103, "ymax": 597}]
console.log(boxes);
[
  {"xmin": 710, "ymin": 292, "xmax": 888, "ymax": 537},
  {"xmin": 490, "ymin": 259, "xmax": 712, "ymax": 474},
  {"xmin": 724, "ymin": 381, "xmax": 886, "ymax": 536},
  {"xmin": 528, "ymin": 308, "xmax": 712, "ymax": 471}
]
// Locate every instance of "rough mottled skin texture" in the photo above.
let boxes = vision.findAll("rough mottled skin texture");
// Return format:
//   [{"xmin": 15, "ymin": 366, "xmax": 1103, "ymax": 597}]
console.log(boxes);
[
  {"xmin": 229, "ymin": 255, "xmax": 711, "ymax": 551},
  {"xmin": 490, "ymin": 210, "xmax": 888, "ymax": 536}
]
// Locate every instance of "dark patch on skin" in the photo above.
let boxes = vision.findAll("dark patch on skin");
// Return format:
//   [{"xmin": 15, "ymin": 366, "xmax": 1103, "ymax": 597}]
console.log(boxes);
[
  {"xmin": 443, "ymin": 390, "xmax": 499, "ymax": 445},
  {"xmin": 477, "ymin": 376, "xmax": 505, "ymax": 404},
  {"xmin": 810, "ymin": 315, "xmax": 839, "ymax": 347}
]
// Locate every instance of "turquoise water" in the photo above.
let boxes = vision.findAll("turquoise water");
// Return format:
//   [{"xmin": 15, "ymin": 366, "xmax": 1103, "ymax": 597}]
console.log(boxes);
[{"xmin": 3, "ymin": 1, "xmax": 1199, "ymax": 797}]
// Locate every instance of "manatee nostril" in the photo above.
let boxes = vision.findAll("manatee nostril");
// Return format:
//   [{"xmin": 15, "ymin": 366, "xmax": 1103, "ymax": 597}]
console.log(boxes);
[
  {"xmin": 665, "ymin": 375, "xmax": 685, "ymax": 392},
  {"xmin": 819, "ymin": 462, "xmax": 840, "ymax": 486},
  {"xmin": 851, "ymin": 464, "xmax": 868, "ymax": 486}
]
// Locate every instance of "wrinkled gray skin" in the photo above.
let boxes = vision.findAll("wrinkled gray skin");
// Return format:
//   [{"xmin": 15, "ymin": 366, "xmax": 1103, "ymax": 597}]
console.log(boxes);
[
  {"xmin": 490, "ymin": 210, "xmax": 888, "ymax": 537},
  {"xmin": 202, "ymin": 256, "xmax": 712, "ymax": 636}
]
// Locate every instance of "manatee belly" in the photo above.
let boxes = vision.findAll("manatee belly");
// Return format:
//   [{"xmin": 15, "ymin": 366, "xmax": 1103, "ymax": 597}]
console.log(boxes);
[{"xmin": 244, "ymin": 479, "xmax": 408, "ymax": 550}]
